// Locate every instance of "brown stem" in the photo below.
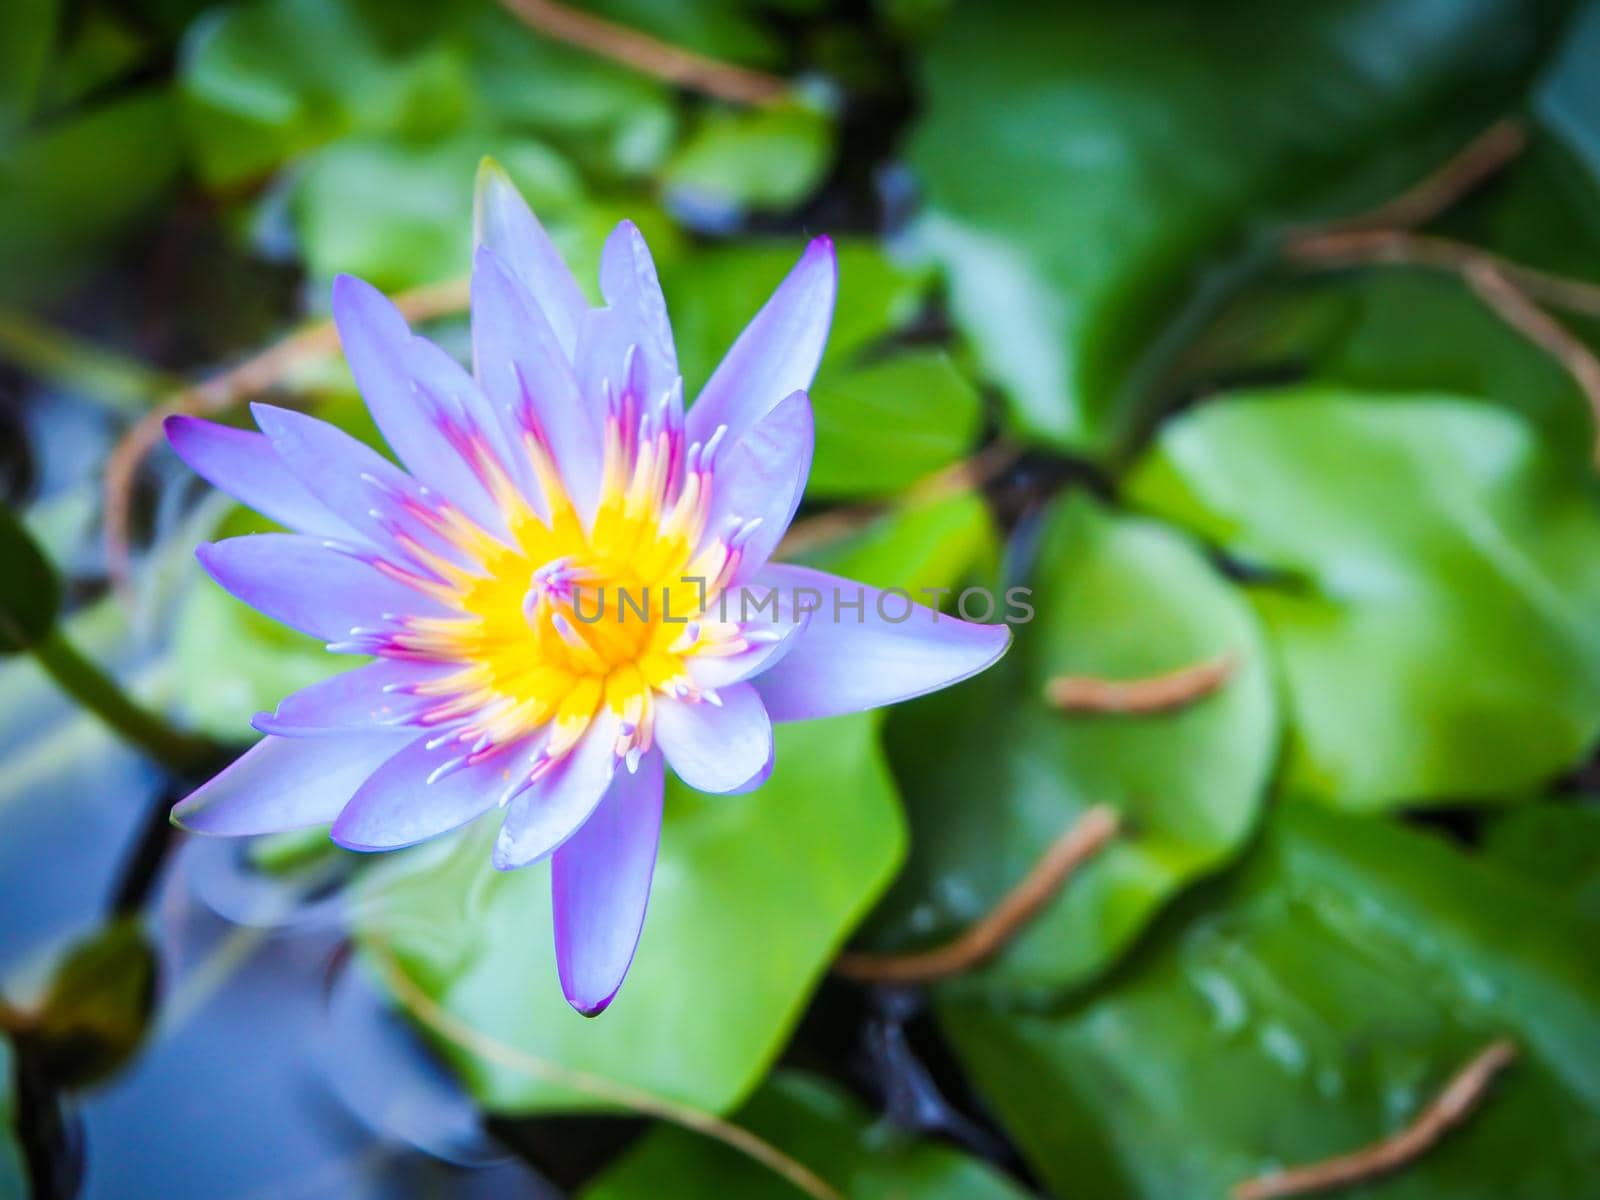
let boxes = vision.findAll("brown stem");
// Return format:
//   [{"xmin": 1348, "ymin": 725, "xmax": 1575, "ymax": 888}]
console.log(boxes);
[
  {"xmin": 1232, "ymin": 1039, "xmax": 1518, "ymax": 1200},
  {"xmin": 369, "ymin": 940, "xmax": 842, "ymax": 1200},
  {"xmin": 498, "ymin": 0, "xmax": 789, "ymax": 107},
  {"xmin": 1304, "ymin": 119, "xmax": 1525, "ymax": 235},
  {"xmin": 1286, "ymin": 228, "xmax": 1600, "ymax": 319},
  {"xmin": 102, "ymin": 277, "xmax": 470, "ymax": 588},
  {"xmin": 1287, "ymin": 229, "xmax": 1600, "ymax": 464},
  {"xmin": 1045, "ymin": 653, "xmax": 1235, "ymax": 715},
  {"xmin": 1463, "ymin": 263, "xmax": 1600, "ymax": 465},
  {"xmin": 777, "ymin": 439, "xmax": 1020, "ymax": 558},
  {"xmin": 833, "ymin": 805, "xmax": 1121, "ymax": 985}
]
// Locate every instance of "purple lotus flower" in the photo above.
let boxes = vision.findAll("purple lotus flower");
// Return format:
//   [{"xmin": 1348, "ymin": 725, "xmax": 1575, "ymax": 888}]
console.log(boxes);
[{"xmin": 166, "ymin": 164, "xmax": 1010, "ymax": 1015}]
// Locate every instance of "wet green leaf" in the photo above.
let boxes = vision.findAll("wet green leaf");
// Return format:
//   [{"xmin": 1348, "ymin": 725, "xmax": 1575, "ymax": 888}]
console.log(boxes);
[
  {"xmin": 910, "ymin": 0, "xmax": 1564, "ymax": 453},
  {"xmin": 0, "ymin": 505, "xmax": 60, "ymax": 655},
  {"xmin": 939, "ymin": 805, "xmax": 1600, "ymax": 1199},
  {"xmin": 583, "ymin": 1071, "xmax": 1029, "ymax": 1199},
  {"xmin": 355, "ymin": 715, "xmax": 904, "ymax": 1114},
  {"xmin": 1128, "ymin": 388, "xmax": 1600, "ymax": 809},
  {"xmin": 858, "ymin": 495, "xmax": 1276, "ymax": 1000}
]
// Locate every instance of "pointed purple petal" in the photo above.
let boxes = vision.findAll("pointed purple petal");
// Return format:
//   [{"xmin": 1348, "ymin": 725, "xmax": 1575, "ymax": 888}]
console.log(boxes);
[
  {"xmin": 252, "ymin": 660, "xmax": 458, "ymax": 736},
  {"xmin": 687, "ymin": 236, "xmax": 835, "ymax": 450},
  {"xmin": 403, "ymin": 325, "xmax": 528, "ymax": 462},
  {"xmin": 197, "ymin": 534, "xmax": 445, "ymax": 642},
  {"xmin": 330, "ymin": 734, "xmax": 536, "ymax": 851},
  {"xmin": 703, "ymin": 390, "xmax": 812, "ymax": 582},
  {"xmin": 687, "ymin": 589, "xmax": 808, "ymax": 689},
  {"xmin": 332, "ymin": 275, "xmax": 520, "ymax": 535},
  {"xmin": 597, "ymin": 220, "xmax": 677, "ymax": 386},
  {"xmin": 172, "ymin": 733, "xmax": 408, "ymax": 835},
  {"xmin": 402, "ymin": 333, "xmax": 530, "ymax": 531},
  {"xmin": 654, "ymin": 682, "xmax": 772, "ymax": 794},
  {"xmin": 492, "ymin": 714, "xmax": 622, "ymax": 869},
  {"xmin": 249, "ymin": 402, "xmax": 479, "ymax": 573},
  {"xmin": 551, "ymin": 748, "xmax": 664, "ymax": 1016},
  {"xmin": 165, "ymin": 416, "xmax": 354, "ymax": 540},
  {"xmin": 473, "ymin": 247, "xmax": 600, "ymax": 516},
  {"xmin": 749, "ymin": 564, "xmax": 1011, "ymax": 721},
  {"xmin": 249, "ymin": 404, "xmax": 417, "ymax": 540},
  {"xmin": 574, "ymin": 223, "xmax": 680, "ymax": 437},
  {"xmin": 474, "ymin": 159, "xmax": 588, "ymax": 357}
]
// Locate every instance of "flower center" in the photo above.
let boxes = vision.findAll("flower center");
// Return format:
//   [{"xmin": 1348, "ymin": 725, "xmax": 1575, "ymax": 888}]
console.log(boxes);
[{"xmin": 383, "ymin": 388, "xmax": 752, "ymax": 775}]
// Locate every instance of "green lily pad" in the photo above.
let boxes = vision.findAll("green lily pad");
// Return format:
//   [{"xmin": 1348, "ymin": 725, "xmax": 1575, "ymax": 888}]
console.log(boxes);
[
  {"xmin": 668, "ymin": 241, "xmax": 966, "ymax": 500},
  {"xmin": 1164, "ymin": 267, "xmax": 1594, "ymax": 454},
  {"xmin": 794, "ymin": 488, "xmax": 997, "ymax": 597},
  {"xmin": 664, "ymin": 239, "xmax": 932, "ymax": 396},
  {"xmin": 172, "ymin": 580, "xmax": 351, "ymax": 744},
  {"xmin": 807, "ymin": 352, "xmax": 984, "ymax": 500},
  {"xmin": 938, "ymin": 804, "xmax": 1600, "ymax": 1199},
  {"xmin": 663, "ymin": 103, "xmax": 834, "ymax": 214},
  {"xmin": 909, "ymin": 0, "xmax": 1563, "ymax": 453},
  {"xmin": 354, "ymin": 714, "xmax": 904, "ymax": 1114},
  {"xmin": 855, "ymin": 494, "xmax": 1276, "ymax": 1001},
  {"xmin": 1482, "ymin": 802, "xmax": 1600, "ymax": 923},
  {"xmin": 1128, "ymin": 387, "xmax": 1600, "ymax": 809},
  {"xmin": 583, "ymin": 1071, "xmax": 1029, "ymax": 1199},
  {"xmin": 171, "ymin": 502, "xmax": 352, "ymax": 743}
]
